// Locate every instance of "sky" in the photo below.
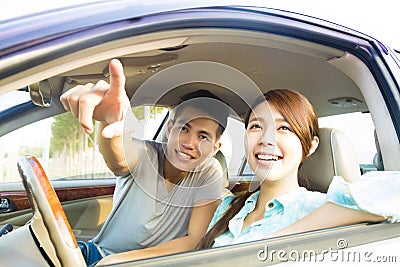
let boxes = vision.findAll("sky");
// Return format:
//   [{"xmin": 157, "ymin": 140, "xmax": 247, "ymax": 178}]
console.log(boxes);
[
  {"xmin": 266, "ymin": 0, "xmax": 399, "ymax": 49},
  {"xmin": 2, "ymin": 0, "xmax": 399, "ymax": 49}
]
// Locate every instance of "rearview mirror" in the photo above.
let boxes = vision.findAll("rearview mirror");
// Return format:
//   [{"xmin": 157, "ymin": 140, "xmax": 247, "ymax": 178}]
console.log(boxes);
[{"xmin": 29, "ymin": 80, "xmax": 52, "ymax": 107}]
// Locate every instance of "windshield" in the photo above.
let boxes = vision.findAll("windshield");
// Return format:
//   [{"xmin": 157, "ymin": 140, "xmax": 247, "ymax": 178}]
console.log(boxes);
[{"xmin": 0, "ymin": 89, "xmax": 31, "ymax": 112}]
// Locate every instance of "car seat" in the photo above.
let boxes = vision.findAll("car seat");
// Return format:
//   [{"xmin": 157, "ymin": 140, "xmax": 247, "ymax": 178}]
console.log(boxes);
[{"xmin": 299, "ymin": 128, "xmax": 361, "ymax": 193}]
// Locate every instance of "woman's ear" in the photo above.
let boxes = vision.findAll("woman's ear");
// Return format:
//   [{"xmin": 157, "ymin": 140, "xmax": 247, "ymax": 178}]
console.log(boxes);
[{"xmin": 308, "ymin": 136, "xmax": 319, "ymax": 156}]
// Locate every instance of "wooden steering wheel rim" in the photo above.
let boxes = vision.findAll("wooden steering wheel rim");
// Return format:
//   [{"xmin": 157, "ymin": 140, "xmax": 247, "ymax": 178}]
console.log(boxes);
[{"xmin": 18, "ymin": 155, "xmax": 85, "ymax": 267}]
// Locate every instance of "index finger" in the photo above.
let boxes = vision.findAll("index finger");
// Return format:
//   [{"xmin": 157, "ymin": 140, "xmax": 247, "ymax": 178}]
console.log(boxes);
[{"xmin": 108, "ymin": 59, "xmax": 126, "ymax": 97}]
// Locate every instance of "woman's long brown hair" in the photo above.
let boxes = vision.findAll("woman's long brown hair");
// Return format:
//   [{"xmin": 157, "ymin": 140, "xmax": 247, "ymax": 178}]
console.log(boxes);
[{"xmin": 195, "ymin": 89, "xmax": 319, "ymax": 250}]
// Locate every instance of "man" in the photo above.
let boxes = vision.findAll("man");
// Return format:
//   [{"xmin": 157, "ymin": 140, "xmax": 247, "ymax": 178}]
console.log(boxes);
[{"xmin": 60, "ymin": 59, "xmax": 230, "ymax": 266}]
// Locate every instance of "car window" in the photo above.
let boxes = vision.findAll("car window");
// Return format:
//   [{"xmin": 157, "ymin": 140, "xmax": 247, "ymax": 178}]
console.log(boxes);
[
  {"xmin": 0, "ymin": 106, "xmax": 168, "ymax": 182},
  {"xmin": 0, "ymin": 89, "xmax": 30, "ymax": 112},
  {"xmin": 219, "ymin": 117, "xmax": 245, "ymax": 176},
  {"xmin": 318, "ymin": 112, "xmax": 376, "ymax": 172},
  {"xmin": 394, "ymin": 49, "xmax": 400, "ymax": 61},
  {"xmin": 131, "ymin": 106, "xmax": 169, "ymax": 140}
]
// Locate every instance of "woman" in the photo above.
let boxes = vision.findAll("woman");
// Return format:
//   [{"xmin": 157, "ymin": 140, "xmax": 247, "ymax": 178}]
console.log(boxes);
[{"xmin": 196, "ymin": 89, "xmax": 399, "ymax": 249}]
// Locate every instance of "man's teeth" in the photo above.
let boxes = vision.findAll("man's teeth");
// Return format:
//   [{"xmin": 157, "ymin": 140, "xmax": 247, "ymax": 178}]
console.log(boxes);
[
  {"xmin": 178, "ymin": 151, "xmax": 191, "ymax": 159},
  {"xmin": 257, "ymin": 154, "xmax": 279, "ymax": 161}
]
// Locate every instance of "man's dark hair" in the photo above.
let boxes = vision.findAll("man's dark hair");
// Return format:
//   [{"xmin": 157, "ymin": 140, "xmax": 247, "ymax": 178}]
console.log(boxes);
[{"xmin": 172, "ymin": 89, "xmax": 230, "ymax": 138}]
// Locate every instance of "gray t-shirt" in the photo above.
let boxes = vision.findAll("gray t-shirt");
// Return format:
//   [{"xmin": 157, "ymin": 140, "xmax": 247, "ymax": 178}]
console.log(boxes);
[{"xmin": 92, "ymin": 140, "xmax": 223, "ymax": 255}]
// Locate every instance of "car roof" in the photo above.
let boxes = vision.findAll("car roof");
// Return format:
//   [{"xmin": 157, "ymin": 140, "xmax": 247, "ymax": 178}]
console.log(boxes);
[{"xmin": 0, "ymin": 0, "xmax": 378, "ymax": 42}]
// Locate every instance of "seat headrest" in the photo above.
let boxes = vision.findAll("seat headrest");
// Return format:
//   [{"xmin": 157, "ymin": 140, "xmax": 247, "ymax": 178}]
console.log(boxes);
[
  {"xmin": 214, "ymin": 150, "xmax": 229, "ymax": 188},
  {"xmin": 373, "ymin": 129, "xmax": 384, "ymax": 171},
  {"xmin": 299, "ymin": 128, "xmax": 361, "ymax": 193}
]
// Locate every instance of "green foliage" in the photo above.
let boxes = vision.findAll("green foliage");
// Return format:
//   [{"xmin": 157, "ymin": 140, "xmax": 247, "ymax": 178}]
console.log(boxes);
[
  {"xmin": 132, "ymin": 106, "xmax": 166, "ymax": 120},
  {"xmin": 150, "ymin": 106, "xmax": 167, "ymax": 118},
  {"xmin": 50, "ymin": 113, "xmax": 94, "ymax": 156},
  {"xmin": 50, "ymin": 106, "xmax": 165, "ymax": 156},
  {"xmin": 132, "ymin": 106, "xmax": 145, "ymax": 120},
  {"xmin": 19, "ymin": 146, "xmax": 43, "ymax": 157}
]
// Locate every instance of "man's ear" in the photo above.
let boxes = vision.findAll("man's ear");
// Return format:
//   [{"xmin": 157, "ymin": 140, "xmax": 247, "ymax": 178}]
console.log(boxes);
[
  {"xmin": 308, "ymin": 136, "xmax": 319, "ymax": 156},
  {"xmin": 211, "ymin": 141, "xmax": 222, "ymax": 157},
  {"xmin": 165, "ymin": 120, "xmax": 173, "ymax": 139}
]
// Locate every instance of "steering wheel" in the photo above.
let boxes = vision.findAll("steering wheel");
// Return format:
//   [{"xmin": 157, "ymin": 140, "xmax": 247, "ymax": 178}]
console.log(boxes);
[{"xmin": 18, "ymin": 155, "xmax": 85, "ymax": 267}]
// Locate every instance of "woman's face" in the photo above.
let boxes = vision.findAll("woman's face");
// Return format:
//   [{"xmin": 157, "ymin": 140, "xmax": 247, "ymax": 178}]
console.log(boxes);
[{"xmin": 245, "ymin": 101, "xmax": 303, "ymax": 185}]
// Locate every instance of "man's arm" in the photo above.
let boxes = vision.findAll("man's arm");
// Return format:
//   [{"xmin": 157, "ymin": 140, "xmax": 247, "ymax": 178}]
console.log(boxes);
[
  {"xmin": 60, "ymin": 59, "xmax": 140, "ymax": 174},
  {"xmin": 97, "ymin": 105, "xmax": 142, "ymax": 175},
  {"xmin": 98, "ymin": 121, "xmax": 137, "ymax": 175},
  {"xmin": 96, "ymin": 199, "xmax": 220, "ymax": 265},
  {"xmin": 267, "ymin": 202, "xmax": 385, "ymax": 238}
]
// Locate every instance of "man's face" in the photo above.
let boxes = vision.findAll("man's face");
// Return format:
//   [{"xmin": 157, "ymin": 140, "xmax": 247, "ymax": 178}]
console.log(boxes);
[{"xmin": 166, "ymin": 106, "xmax": 221, "ymax": 172}]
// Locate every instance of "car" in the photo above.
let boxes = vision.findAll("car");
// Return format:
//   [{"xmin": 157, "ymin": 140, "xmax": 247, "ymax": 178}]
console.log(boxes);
[{"xmin": 0, "ymin": 1, "xmax": 399, "ymax": 266}]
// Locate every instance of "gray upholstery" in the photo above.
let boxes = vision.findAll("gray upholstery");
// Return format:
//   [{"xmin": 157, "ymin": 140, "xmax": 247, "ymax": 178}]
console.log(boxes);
[
  {"xmin": 299, "ymin": 128, "xmax": 361, "ymax": 193},
  {"xmin": 373, "ymin": 130, "xmax": 384, "ymax": 171},
  {"xmin": 214, "ymin": 150, "xmax": 229, "ymax": 188}
]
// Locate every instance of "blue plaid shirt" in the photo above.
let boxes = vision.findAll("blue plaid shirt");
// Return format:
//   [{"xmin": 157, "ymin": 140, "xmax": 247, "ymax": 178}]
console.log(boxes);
[{"xmin": 211, "ymin": 172, "xmax": 400, "ymax": 247}]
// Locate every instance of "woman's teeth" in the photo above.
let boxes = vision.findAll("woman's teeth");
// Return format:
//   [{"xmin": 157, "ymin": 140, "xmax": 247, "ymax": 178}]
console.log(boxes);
[{"xmin": 257, "ymin": 154, "xmax": 280, "ymax": 161}]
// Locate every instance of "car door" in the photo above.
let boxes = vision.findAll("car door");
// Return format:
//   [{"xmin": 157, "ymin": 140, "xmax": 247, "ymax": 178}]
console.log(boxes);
[{"xmin": 1, "ymin": 3, "xmax": 400, "ymax": 266}]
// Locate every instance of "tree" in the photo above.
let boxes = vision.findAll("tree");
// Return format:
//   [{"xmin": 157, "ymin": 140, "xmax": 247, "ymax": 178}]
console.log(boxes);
[
  {"xmin": 48, "ymin": 106, "xmax": 166, "ymax": 178},
  {"xmin": 131, "ymin": 106, "xmax": 165, "ymax": 120},
  {"xmin": 50, "ymin": 113, "xmax": 95, "ymax": 156}
]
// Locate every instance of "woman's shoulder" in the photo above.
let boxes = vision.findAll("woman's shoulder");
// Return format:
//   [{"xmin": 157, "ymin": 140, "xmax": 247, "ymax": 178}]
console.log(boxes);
[
  {"xmin": 281, "ymin": 187, "xmax": 326, "ymax": 211},
  {"xmin": 297, "ymin": 187, "xmax": 326, "ymax": 201}
]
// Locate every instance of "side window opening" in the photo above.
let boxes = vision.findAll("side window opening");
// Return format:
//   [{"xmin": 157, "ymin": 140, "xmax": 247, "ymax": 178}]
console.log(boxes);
[
  {"xmin": 219, "ymin": 117, "xmax": 245, "ymax": 176},
  {"xmin": 131, "ymin": 106, "xmax": 169, "ymax": 140},
  {"xmin": 0, "ymin": 106, "xmax": 168, "ymax": 182},
  {"xmin": 318, "ymin": 112, "xmax": 377, "ymax": 174},
  {"xmin": 0, "ymin": 113, "xmax": 113, "ymax": 182}
]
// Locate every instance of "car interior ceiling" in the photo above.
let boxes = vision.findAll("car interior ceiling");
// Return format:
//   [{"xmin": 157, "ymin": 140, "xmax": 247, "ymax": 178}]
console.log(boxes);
[
  {"xmin": 1, "ymin": 29, "xmax": 369, "ymax": 120},
  {"xmin": 55, "ymin": 30, "xmax": 367, "ymax": 119}
]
